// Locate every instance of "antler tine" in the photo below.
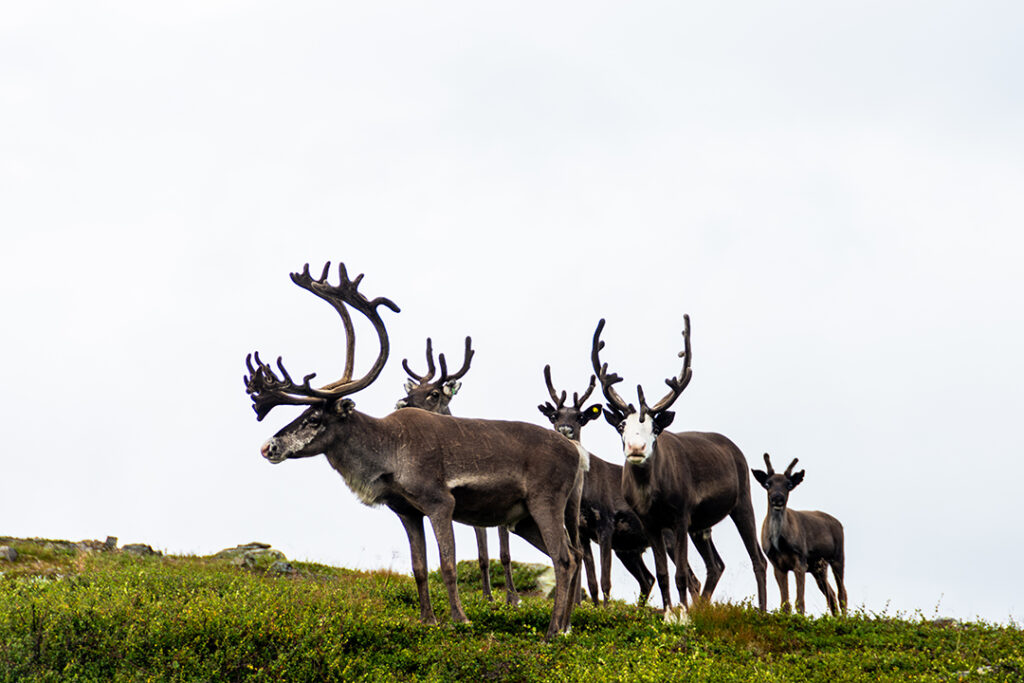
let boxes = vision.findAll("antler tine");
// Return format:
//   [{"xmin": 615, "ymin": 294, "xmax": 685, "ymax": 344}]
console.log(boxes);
[
  {"xmin": 444, "ymin": 336, "xmax": 475, "ymax": 382},
  {"xmin": 573, "ymin": 374, "xmax": 597, "ymax": 410},
  {"xmin": 402, "ymin": 338, "xmax": 437, "ymax": 384},
  {"xmin": 543, "ymin": 365, "xmax": 568, "ymax": 408},
  {"xmin": 784, "ymin": 458, "xmax": 800, "ymax": 477},
  {"xmin": 243, "ymin": 352, "xmax": 334, "ymax": 421},
  {"xmin": 763, "ymin": 452, "xmax": 775, "ymax": 475},
  {"xmin": 591, "ymin": 318, "xmax": 632, "ymax": 414},
  {"xmin": 648, "ymin": 314, "xmax": 694, "ymax": 414},
  {"xmin": 289, "ymin": 262, "xmax": 400, "ymax": 396}
]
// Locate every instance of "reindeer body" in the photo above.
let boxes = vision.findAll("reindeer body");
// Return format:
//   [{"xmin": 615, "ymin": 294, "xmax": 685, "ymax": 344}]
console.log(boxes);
[
  {"xmin": 621, "ymin": 430, "xmax": 764, "ymax": 609},
  {"xmin": 752, "ymin": 454, "xmax": 847, "ymax": 616},
  {"xmin": 246, "ymin": 262, "xmax": 584, "ymax": 639}
]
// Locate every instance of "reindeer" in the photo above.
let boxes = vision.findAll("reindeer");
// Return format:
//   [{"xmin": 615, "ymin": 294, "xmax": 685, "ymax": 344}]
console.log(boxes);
[
  {"xmin": 395, "ymin": 337, "xmax": 520, "ymax": 606},
  {"xmin": 591, "ymin": 316, "xmax": 768, "ymax": 612},
  {"xmin": 244, "ymin": 262, "xmax": 585, "ymax": 638},
  {"xmin": 751, "ymin": 453, "xmax": 847, "ymax": 616}
]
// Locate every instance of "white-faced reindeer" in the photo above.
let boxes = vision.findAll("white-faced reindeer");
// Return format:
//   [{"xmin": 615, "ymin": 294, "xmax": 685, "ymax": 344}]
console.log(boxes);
[
  {"xmin": 751, "ymin": 454, "xmax": 847, "ymax": 616},
  {"xmin": 591, "ymin": 316, "xmax": 768, "ymax": 612},
  {"xmin": 539, "ymin": 366, "xmax": 718, "ymax": 606},
  {"xmin": 395, "ymin": 337, "xmax": 520, "ymax": 606},
  {"xmin": 244, "ymin": 262, "xmax": 585, "ymax": 638}
]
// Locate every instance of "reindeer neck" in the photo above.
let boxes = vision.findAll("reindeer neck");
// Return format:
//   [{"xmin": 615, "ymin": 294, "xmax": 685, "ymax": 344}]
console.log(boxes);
[
  {"xmin": 322, "ymin": 411, "xmax": 401, "ymax": 507},
  {"xmin": 766, "ymin": 507, "xmax": 789, "ymax": 551}
]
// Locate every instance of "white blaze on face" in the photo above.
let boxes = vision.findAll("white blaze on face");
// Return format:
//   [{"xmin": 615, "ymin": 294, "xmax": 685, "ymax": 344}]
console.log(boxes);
[{"xmin": 621, "ymin": 412, "xmax": 655, "ymax": 464}]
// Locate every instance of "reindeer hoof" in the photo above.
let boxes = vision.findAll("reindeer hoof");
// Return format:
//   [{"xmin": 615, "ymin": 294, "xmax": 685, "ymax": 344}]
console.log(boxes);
[{"xmin": 663, "ymin": 606, "xmax": 690, "ymax": 625}]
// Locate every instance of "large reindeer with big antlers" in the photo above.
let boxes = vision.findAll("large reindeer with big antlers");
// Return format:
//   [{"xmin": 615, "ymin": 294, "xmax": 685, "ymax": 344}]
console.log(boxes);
[
  {"xmin": 590, "ymin": 316, "xmax": 768, "ymax": 612},
  {"xmin": 395, "ymin": 337, "xmax": 520, "ymax": 606},
  {"xmin": 244, "ymin": 262, "xmax": 585, "ymax": 638}
]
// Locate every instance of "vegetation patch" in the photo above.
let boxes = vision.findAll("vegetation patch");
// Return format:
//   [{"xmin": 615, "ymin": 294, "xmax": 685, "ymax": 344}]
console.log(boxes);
[{"xmin": 1, "ymin": 539, "xmax": 1021, "ymax": 682}]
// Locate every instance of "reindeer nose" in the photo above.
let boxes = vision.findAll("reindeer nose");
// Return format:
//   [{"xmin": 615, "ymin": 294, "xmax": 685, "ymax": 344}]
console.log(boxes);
[
  {"xmin": 261, "ymin": 441, "xmax": 276, "ymax": 458},
  {"xmin": 625, "ymin": 441, "xmax": 646, "ymax": 456}
]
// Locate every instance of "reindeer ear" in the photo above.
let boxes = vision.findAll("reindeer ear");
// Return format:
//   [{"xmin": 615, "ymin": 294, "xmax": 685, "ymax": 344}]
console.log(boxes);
[
  {"xmin": 788, "ymin": 470, "xmax": 805, "ymax": 489},
  {"xmin": 603, "ymin": 408, "xmax": 623, "ymax": 429},
  {"xmin": 538, "ymin": 403, "xmax": 557, "ymax": 422},
  {"xmin": 332, "ymin": 398, "xmax": 356, "ymax": 417},
  {"xmin": 652, "ymin": 410, "xmax": 675, "ymax": 434},
  {"xmin": 579, "ymin": 404, "xmax": 602, "ymax": 426},
  {"xmin": 443, "ymin": 380, "xmax": 461, "ymax": 397},
  {"xmin": 403, "ymin": 380, "xmax": 416, "ymax": 393},
  {"xmin": 751, "ymin": 469, "xmax": 769, "ymax": 488}
]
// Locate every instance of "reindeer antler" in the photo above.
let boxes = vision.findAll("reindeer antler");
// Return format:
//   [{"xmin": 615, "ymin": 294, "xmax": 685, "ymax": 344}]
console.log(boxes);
[
  {"xmin": 784, "ymin": 458, "xmax": 800, "ymax": 477},
  {"xmin": 642, "ymin": 314, "xmax": 693, "ymax": 415},
  {"xmin": 543, "ymin": 365, "xmax": 568, "ymax": 409},
  {"xmin": 244, "ymin": 262, "xmax": 400, "ymax": 419},
  {"xmin": 763, "ymin": 453, "xmax": 775, "ymax": 475},
  {"xmin": 402, "ymin": 338, "xmax": 438, "ymax": 383},
  {"xmin": 572, "ymin": 375, "xmax": 597, "ymax": 410},
  {"xmin": 437, "ymin": 336, "xmax": 475, "ymax": 385},
  {"xmin": 591, "ymin": 318, "xmax": 633, "ymax": 415}
]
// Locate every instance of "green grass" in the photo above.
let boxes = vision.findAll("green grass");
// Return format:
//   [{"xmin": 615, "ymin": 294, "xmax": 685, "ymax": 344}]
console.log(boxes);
[{"xmin": 1, "ymin": 539, "xmax": 1021, "ymax": 682}]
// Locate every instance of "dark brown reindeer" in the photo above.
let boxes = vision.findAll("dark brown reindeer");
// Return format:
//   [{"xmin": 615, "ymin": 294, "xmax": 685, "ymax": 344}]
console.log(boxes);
[
  {"xmin": 244, "ymin": 262, "xmax": 585, "ymax": 638},
  {"xmin": 751, "ymin": 453, "xmax": 847, "ymax": 616},
  {"xmin": 591, "ymin": 316, "xmax": 768, "ymax": 612},
  {"xmin": 395, "ymin": 337, "xmax": 520, "ymax": 606},
  {"xmin": 538, "ymin": 365, "xmax": 656, "ymax": 605},
  {"xmin": 539, "ymin": 365, "xmax": 719, "ymax": 606}
]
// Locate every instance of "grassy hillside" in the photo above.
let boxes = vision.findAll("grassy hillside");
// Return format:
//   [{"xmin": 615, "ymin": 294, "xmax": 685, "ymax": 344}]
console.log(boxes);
[{"xmin": 0, "ymin": 538, "xmax": 1020, "ymax": 682}]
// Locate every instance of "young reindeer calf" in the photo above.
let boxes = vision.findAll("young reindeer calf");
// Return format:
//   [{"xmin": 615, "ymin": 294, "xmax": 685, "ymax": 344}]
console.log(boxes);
[{"xmin": 751, "ymin": 454, "xmax": 847, "ymax": 616}]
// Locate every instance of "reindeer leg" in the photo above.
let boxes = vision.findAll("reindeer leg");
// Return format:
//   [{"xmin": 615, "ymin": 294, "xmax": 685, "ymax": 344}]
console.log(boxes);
[
  {"xmin": 794, "ymin": 559, "xmax": 807, "ymax": 615},
  {"xmin": 427, "ymin": 510, "xmax": 469, "ymax": 624},
  {"xmin": 396, "ymin": 512, "xmax": 437, "ymax": 624},
  {"xmin": 474, "ymin": 527, "xmax": 493, "ymax": 601},
  {"xmin": 830, "ymin": 557, "xmax": 847, "ymax": 616},
  {"xmin": 581, "ymin": 539, "xmax": 599, "ymax": 605},
  {"xmin": 689, "ymin": 529, "xmax": 725, "ymax": 603},
  {"xmin": 648, "ymin": 524, "xmax": 673, "ymax": 610},
  {"xmin": 498, "ymin": 527, "xmax": 519, "ymax": 606},
  {"xmin": 774, "ymin": 565, "xmax": 791, "ymax": 613},
  {"xmin": 810, "ymin": 560, "xmax": 838, "ymax": 615},
  {"xmin": 615, "ymin": 549, "xmax": 655, "ymax": 604},
  {"xmin": 528, "ymin": 506, "xmax": 576, "ymax": 639},
  {"xmin": 729, "ymin": 496, "xmax": 769, "ymax": 611},
  {"xmin": 671, "ymin": 516, "xmax": 693, "ymax": 610},
  {"xmin": 599, "ymin": 532, "xmax": 614, "ymax": 605},
  {"xmin": 665, "ymin": 530, "xmax": 701, "ymax": 600},
  {"xmin": 564, "ymin": 482, "xmax": 584, "ymax": 627}
]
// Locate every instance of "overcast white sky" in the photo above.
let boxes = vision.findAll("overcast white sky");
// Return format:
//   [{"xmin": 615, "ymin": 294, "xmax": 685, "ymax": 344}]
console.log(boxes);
[{"xmin": 3, "ymin": 2, "xmax": 1023, "ymax": 624}]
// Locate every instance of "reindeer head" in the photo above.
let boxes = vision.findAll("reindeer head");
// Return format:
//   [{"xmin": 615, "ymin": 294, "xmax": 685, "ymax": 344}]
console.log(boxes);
[
  {"xmin": 591, "ymin": 316, "xmax": 692, "ymax": 465},
  {"xmin": 751, "ymin": 453, "xmax": 805, "ymax": 511},
  {"xmin": 395, "ymin": 337, "xmax": 474, "ymax": 415},
  {"xmin": 537, "ymin": 365, "xmax": 602, "ymax": 441},
  {"xmin": 244, "ymin": 262, "xmax": 399, "ymax": 463}
]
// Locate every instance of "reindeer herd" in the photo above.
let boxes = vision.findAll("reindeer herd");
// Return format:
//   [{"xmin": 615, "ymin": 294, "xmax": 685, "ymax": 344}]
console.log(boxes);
[{"xmin": 244, "ymin": 262, "xmax": 847, "ymax": 639}]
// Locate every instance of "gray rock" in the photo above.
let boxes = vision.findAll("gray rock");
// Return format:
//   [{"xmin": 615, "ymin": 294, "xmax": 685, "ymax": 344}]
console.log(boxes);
[
  {"xmin": 0, "ymin": 546, "xmax": 18, "ymax": 562},
  {"xmin": 214, "ymin": 543, "xmax": 286, "ymax": 567},
  {"xmin": 268, "ymin": 561, "xmax": 296, "ymax": 575},
  {"xmin": 121, "ymin": 543, "xmax": 160, "ymax": 556}
]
